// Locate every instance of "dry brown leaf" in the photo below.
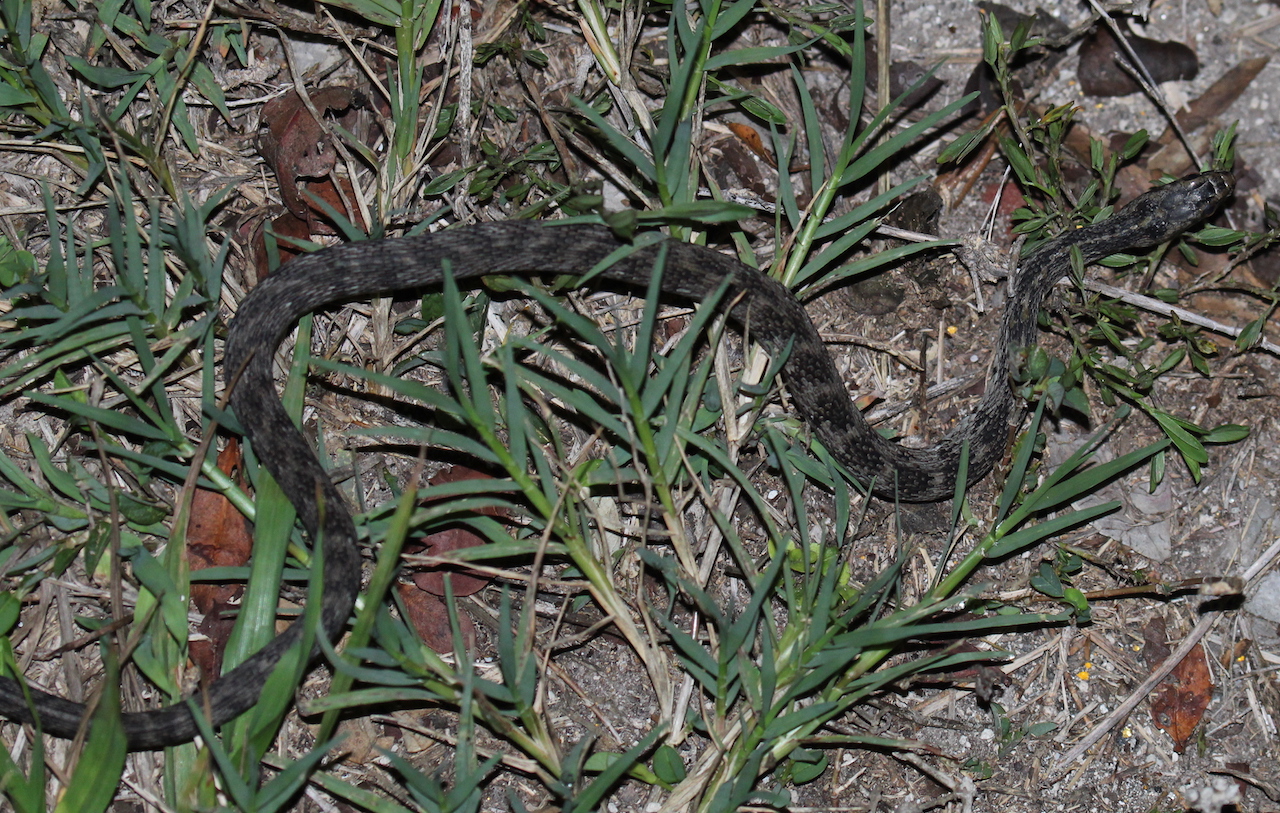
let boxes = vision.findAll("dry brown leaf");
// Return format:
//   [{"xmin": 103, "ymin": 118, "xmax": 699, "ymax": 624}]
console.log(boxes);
[
  {"xmin": 396, "ymin": 582, "xmax": 475, "ymax": 654},
  {"xmin": 1150, "ymin": 642, "xmax": 1214, "ymax": 752},
  {"xmin": 400, "ymin": 465, "xmax": 505, "ymax": 652},
  {"xmin": 1155, "ymin": 56, "xmax": 1271, "ymax": 149},
  {"xmin": 185, "ymin": 441, "xmax": 253, "ymax": 678},
  {"xmin": 259, "ymin": 87, "xmax": 367, "ymax": 219},
  {"xmin": 726, "ymin": 122, "xmax": 775, "ymax": 169}
]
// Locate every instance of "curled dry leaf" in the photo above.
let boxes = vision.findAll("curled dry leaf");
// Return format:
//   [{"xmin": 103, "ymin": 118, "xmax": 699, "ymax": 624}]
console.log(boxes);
[
  {"xmin": 185, "ymin": 442, "xmax": 254, "ymax": 679},
  {"xmin": 259, "ymin": 87, "xmax": 368, "ymax": 219},
  {"xmin": 253, "ymin": 87, "xmax": 377, "ymax": 278},
  {"xmin": 725, "ymin": 122, "xmax": 774, "ymax": 169}
]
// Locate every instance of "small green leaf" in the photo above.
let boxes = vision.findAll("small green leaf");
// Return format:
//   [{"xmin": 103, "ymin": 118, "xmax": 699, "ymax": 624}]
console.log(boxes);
[
  {"xmin": 1063, "ymin": 587, "xmax": 1089, "ymax": 615},
  {"xmin": 938, "ymin": 125, "xmax": 989, "ymax": 165},
  {"xmin": 1194, "ymin": 226, "xmax": 1246, "ymax": 246},
  {"xmin": 652, "ymin": 744, "xmax": 687, "ymax": 784},
  {"xmin": 64, "ymin": 54, "xmax": 148, "ymax": 88},
  {"xmin": 116, "ymin": 492, "xmax": 168, "ymax": 525},
  {"xmin": 704, "ymin": 41, "xmax": 814, "ymax": 72},
  {"xmin": 635, "ymin": 201, "xmax": 753, "ymax": 225},
  {"xmin": 583, "ymin": 750, "xmax": 661, "ymax": 784},
  {"xmin": 604, "ymin": 209, "xmax": 638, "ymax": 241},
  {"xmin": 1151, "ymin": 410, "xmax": 1208, "ymax": 465},
  {"xmin": 980, "ymin": 10, "xmax": 1003, "ymax": 66},
  {"xmin": 424, "ymin": 168, "xmax": 468, "ymax": 196},
  {"xmin": 0, "ymin": 594, "xmax": 19, "ymax": 636},
  {"xmin": 1237, "ymin": 316, "xmax": 1264, "ymax": 350},
  {"xmin": 0, "ymin": 238, "xmax": 36, "ymax": 286},
  {"xmin": 739, "ymin": 92, "xmax": 787, "ymax": 125},
  {"xmin": 1025, "ymin": 721, "xmax": 1059, "ymax": 737},
  {"xmin": 1000, "ymin": 137, "xmax": 1037, "ymax": 186},
  {"xmin": 787, "ymin": 747, "xmax": 828, "ymax": 784},
  {"xmin": 0, "ymin": 85, "xmax": 37, "ymax": 108},
  {"xmin": 1029, "ymin": 561, "xmax": 1064, "ymax": 597},
  {"xmin": 1120, "ymin": 130, "xmax": 1148, "ymax": 160},
  {"xmin": 1203, "ymin": 423, "xmax": 1249, "ymax": 444}
]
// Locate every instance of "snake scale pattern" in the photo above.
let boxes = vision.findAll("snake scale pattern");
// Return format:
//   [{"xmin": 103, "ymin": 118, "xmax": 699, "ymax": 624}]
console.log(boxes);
[{"xmin": 0, "ymin": 171, "xmax": 1234, "ymax": 748}]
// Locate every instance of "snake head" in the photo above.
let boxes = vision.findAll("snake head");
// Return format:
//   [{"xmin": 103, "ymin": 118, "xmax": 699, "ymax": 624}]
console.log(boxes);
[{"xmin": 1123, "ymin": 170, "xmax": 1235, "ymax": 247}]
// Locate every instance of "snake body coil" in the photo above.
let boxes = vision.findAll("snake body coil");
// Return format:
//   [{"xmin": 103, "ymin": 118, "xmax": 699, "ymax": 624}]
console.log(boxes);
[{"xmin": 0, "ymin": 171, "xmax": 1234, "ymax": 748}]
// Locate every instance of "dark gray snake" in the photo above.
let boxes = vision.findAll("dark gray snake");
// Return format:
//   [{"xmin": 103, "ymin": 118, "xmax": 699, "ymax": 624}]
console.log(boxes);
[{"xmin": 0, "ymin": 171, "xmax": 1234, "ymax": 748}]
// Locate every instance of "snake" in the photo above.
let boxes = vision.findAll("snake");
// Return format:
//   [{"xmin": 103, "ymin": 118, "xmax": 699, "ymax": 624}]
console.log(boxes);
[{"xmin": 0, "ymin": 170, "xmax": 1234, "ymax": 748}]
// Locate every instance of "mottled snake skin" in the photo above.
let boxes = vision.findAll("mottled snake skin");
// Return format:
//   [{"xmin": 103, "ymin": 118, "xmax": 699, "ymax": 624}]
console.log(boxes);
[{"xmin": 0, "ymin": 171, "xmax": 1234, "ymax": 748}]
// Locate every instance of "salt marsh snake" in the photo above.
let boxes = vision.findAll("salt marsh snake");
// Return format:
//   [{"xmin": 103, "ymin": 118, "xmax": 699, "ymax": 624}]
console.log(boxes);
[{"xmin": 0, "ymin": 170, "xmax": 1234, "ymax": 747}]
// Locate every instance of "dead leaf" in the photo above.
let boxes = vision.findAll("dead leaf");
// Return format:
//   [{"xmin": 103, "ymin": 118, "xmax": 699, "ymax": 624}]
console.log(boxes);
[
  {"xmin": 185, "ymin": 442, "xmax": 254, "ymax": 679},
  {"xmin": 251, "ymin": 177, "xmax": 365, "ymax": 279},
  {"xmin": 259, "ymin": 87, "xmax": 368, "ymax": 220},
  {"xmin": 1151, "ymin": 56, "xmax": 1270, "ymax": 160},
  {"xmin": 709, "ymin": 133, "xmax": 768, "ymax": 197},
  {"xmin": 1150, "ymin": 642, "xmax": 1213, "ymax": 751},
  {"xmin": 401, "ymin": 465, "xmax": 505, "ymax": 652},
  {"xmin": 251, "ymin": 208, "xmax": 313, "ymax": 281},
  {"xmin": 726, "ymin": 122, "xmax": 775, "ymax": 169},
  {"xmin": 415, "ymin": 465, "xmax": 502, "ymax": 598},
  {"xmin": 397, "ymin": 582, "xmax": 475, "ymax": 654}
]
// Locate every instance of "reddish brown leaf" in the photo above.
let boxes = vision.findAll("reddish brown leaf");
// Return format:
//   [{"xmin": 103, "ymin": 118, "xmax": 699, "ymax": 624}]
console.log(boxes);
[
  {"xmin": 399, "ymin": 465, "xmax": 506, "ymax": 652},
  {"xmin": 722, "ymin": 124, "xmax": 810, "ymax": 174},
  {"xmin": 412, "ymin": 525, "xmax": 490, "ymax": 598},
  {"xmin": 396, "ymin": 583, "xmax": 475, "ymax": 654},
  {"xmin": 980, "ymin": 179, "xmax": 1027, "ymax": 238},
  {"xmin": 415, "ymin": 465, "xmax": 501, "ymax": 598},
  {"xmin": 258, "ymin": 87, "xmax": 368, "ymax": 220},
  {"xmin": 251, "ymin": 177, "xmax": 366, "ymax": 278},
  {"xmin": 185, "ymin": 442, "xmax": 254, "ymax": 678},
  {"xmin": 726, "ymin": 122, "xmax": 775, "ymax": 169},
  {"xmin": 252, "ymin": 209, "xmax": 313, "ymax": 280},
  {"xmin": 1146, "ymin": 56, "xmax": 1267, "ymax": 181},
  {"xmin": 1157, "ymin": 57, "xmax": 1270, "ymax": 147},
  {"xmin": 1150, "ymin": 642, "xmax": 1214, "ymax": 751}
]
